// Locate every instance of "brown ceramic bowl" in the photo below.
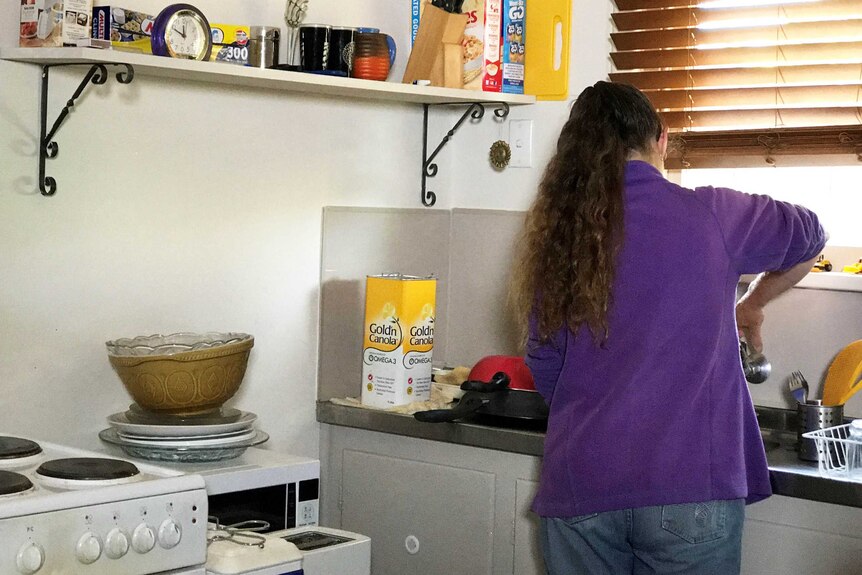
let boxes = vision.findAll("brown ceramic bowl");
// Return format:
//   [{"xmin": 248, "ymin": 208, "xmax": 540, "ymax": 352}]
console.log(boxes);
[{"xmin": 106, "ymin": 332, "xmax": 254, "ymax": 416}]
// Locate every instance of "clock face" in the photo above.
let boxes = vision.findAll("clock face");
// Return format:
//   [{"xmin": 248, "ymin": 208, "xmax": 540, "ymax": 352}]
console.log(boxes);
[
  {"xmin": 151, "ymin": 4, "xmax": 212, "ymax": 60},
  {"xmin": 165, "ymin": 11, "xmax": 209, "ymax": 59}
]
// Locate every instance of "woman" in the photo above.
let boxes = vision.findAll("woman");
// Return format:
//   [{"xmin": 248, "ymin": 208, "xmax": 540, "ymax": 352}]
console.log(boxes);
[{"xmin": 511, "ymin": 81, "xmax": 826, "ymax": 574}]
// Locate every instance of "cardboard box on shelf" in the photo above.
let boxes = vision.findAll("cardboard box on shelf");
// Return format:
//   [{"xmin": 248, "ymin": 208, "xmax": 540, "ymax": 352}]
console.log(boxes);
[
  {"xmin": 210, "ymin": 23, "xmax": 252, "ymax": 66},
  {"xmin": 481, "ymin": 0, "xmax": 503, "ymax": 92},
  {"xmin": 461, "ymin": 0, "xmax": 487, "ymax": 90},
  {"xmin": 91, "ymin": 6, "xmax": 153, "ymax": 53},
  {"xmin": 501, "ymin": 0, "xmax": 525, "ymax": 94},
  {"xmin": 409, "ymin": 0, "xmax": 523, "ymax": 92},
  {"xmin": 20, "ymin": 0, "xmax": 94, "ymax": 47}
]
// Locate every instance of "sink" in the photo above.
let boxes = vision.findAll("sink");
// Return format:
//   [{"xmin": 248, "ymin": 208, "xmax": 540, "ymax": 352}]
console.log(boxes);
[
  {"xmin": 761, "ymin": 433, "xmax": 781, "ymax": 452},
  {"xmin": 756, "ymin": 406, "xmax": 798, "ymax": 453}
]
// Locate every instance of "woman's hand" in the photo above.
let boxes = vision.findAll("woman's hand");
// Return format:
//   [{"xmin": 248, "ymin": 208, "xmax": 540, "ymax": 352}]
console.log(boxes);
[{"xmin": 735, "ymin": 297, "xmax": 765, "ymax": 353}]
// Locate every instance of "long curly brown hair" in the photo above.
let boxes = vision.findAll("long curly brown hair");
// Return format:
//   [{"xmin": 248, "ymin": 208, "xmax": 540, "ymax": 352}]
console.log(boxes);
[{"xmin": 511, "ymin": 82, "xmax": 663, "ymax": 344}]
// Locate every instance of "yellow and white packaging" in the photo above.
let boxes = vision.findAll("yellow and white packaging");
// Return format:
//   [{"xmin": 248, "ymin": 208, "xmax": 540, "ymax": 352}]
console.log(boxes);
[
  {"xmin": 412, "ymin": 0, "xmax": 487, "ymax": 90},
  {"xmin": 361, "ymin": 274, "xmax": 436, "ymax": 409},
  {"xmin": 210, "ymin": 23, "xmax": 251, "ymax": 66}
]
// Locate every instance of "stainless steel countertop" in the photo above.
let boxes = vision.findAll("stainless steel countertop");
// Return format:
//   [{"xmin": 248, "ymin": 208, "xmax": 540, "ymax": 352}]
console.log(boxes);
[{"xmin": 317, "ymin": 401, "xmax": 862, "ymax": 508}]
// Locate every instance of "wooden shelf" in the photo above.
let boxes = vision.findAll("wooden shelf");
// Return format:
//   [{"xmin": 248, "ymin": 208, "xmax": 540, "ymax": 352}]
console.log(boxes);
[{"xmin": 0, "ymin": 47, "xmax": 536, "ymax": 106}]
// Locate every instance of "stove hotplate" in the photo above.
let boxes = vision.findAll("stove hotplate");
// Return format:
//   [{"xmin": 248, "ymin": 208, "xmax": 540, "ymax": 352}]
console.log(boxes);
[
  {"xmin": 37, "ymin": 457, "xmax": 140, "ymax": 481},
  {"xmin": 0, "ymin": 436, "xmax": 41, "ymax": 460},
  {"xmin": 0, "ymin": 433, "xmax": 208, "ymax": 574},
  {"xmin": 0, "ymin": 470, "xmax": 33, "ymax": 497}
]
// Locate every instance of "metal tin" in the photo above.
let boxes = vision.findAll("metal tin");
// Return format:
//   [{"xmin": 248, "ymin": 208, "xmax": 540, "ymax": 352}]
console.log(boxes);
[{"xmin": 249, "ymin": 26, "xmax": 280, "ymax": 68}]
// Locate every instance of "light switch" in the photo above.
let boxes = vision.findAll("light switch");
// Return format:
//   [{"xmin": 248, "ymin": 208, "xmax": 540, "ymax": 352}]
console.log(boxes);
[{"xmin": 509, "ymin": 119, "xmax": 533, "ymax": 168}]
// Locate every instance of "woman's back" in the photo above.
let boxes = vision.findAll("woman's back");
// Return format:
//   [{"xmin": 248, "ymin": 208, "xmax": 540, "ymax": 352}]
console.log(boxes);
[{"xmin": 529, "ymin": 159, "xmax": 822, "ymax": 518}]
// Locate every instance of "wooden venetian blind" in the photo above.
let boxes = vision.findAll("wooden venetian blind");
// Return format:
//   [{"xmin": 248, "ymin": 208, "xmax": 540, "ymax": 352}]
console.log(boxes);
[{"xmin": 609, "ymin": 0, "xmax": 862, "ymax": 167}]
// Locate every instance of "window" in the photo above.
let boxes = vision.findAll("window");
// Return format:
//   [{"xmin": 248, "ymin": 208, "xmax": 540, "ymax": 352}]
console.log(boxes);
[{"xmin": 610, "ymin": 0, "xmax": 862, "ymax": 167}]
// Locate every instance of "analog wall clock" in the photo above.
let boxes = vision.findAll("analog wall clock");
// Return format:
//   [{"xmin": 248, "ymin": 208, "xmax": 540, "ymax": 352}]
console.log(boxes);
[{"xmin": 151, "ymin": 3, "xmax": 213, "ymax": 60}]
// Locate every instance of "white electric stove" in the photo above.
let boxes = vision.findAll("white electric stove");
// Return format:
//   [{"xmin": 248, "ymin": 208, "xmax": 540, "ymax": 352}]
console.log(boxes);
[{"xmin": 0, "ymin": 434, "xmax": 208, "ymax": 575}]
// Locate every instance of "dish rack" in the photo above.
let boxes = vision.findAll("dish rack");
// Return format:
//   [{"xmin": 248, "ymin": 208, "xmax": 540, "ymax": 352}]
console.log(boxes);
[{"xmin": 802, "ymin": 424, "xmax": 862, "ymax": 482}]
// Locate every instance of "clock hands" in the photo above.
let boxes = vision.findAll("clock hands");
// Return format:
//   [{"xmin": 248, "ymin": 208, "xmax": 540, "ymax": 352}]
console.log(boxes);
[{"xmin": 172, "ymin": 24, "xmax": 187, "ymax": 39}]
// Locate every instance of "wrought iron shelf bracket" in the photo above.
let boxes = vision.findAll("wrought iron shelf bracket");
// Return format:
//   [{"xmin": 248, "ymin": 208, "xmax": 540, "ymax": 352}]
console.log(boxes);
[
  {"xmin": 39, "ymin": 62, "xmax": 135, "ymax": 196},
  {"xmin": 421, "ymin": 101, "xmax": 510, "ymax": 207}
]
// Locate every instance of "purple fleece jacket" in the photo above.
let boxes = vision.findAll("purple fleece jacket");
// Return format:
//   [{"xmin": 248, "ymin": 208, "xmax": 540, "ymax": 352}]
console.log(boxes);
[{"xmin": 527, "ymin": 161, "xmax": 826, "ymax": 517}]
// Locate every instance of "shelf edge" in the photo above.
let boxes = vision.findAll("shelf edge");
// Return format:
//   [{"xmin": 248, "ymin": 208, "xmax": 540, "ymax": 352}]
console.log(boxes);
[{"xmin": 0, "ymin": 47, "xmax": 537, "ymax": 106}]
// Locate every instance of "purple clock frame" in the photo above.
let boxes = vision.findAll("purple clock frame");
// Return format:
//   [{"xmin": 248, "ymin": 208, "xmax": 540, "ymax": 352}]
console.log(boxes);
[{"xmin": 151, "ymin": 3, "xmax": 213, "ymax": 60}]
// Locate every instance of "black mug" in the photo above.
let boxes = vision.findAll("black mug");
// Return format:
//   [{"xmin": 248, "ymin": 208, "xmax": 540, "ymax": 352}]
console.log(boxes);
[
  {"xmin": 300, "ymin": 24, "xmax": 330, "ymax": 72},
  {"xmin": 327, "ymin": 27, "xmax": 355, "ymax": 76}
]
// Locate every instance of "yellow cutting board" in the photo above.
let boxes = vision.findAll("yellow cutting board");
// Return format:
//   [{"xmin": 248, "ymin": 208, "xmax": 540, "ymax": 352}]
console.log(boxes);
[
  {"xmin": 822, "ymin": 340, "xmax": 862, "ymax": 406},
  {"xmin": 525, "ymin": 0, "xmax": 571, "ymax": 100}
]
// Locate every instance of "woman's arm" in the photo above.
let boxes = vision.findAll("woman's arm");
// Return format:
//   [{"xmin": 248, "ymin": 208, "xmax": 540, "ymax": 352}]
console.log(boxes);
[{"xmin": 735, "ymin": 255, "xmax": 820, "ymax": 352}]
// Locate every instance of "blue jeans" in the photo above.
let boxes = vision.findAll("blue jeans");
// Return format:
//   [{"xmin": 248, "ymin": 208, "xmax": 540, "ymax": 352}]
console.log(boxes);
[{"xmin": 540, "ymin": 499, "xmax": 745, "ymax": 575}]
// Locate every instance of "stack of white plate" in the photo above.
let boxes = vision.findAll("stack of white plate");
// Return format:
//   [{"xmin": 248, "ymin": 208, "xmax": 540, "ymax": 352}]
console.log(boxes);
[{"xmin": 99, "ymin": 405, "xmax": 268, "ymax": 463}]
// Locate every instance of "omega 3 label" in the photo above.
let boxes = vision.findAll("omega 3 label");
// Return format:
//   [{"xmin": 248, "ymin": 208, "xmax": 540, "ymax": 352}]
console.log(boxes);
[{"xmin": 361, "ymin": 274, "xmax": 436, "ymax": 409}]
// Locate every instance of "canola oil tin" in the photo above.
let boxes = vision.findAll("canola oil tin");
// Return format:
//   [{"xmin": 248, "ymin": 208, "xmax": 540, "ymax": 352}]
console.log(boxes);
[{"xmin": 361, "ymin": 274, "xmax": 436, "ymax": 409}]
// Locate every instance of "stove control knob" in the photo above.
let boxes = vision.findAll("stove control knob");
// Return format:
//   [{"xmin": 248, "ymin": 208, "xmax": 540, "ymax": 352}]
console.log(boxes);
[
  {"xmin": 75, "ymin": 532, "xmax": 102, "ymax": 564},
  {"xmin": 158, "ymin": 519, "xmax": 182, "ymax": 549},
  {"xmin": 16, "ymin": 542, "xmax": 45, "ymax": 574},
  {"xmin": 132, "ymin": 523, "xmax": 156, "ymax": 554},
  {"xmin": 105, "ymin": 528, "xmax": 130, "ymax": 559}
]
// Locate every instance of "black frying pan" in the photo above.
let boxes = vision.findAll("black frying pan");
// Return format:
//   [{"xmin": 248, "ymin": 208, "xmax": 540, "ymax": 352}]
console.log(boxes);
[{"xmin": 414, "ymin": 372, "xmax": 549, "ymax": 430}]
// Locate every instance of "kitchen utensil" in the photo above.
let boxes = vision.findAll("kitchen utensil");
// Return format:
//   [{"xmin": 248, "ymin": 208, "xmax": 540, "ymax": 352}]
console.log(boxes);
[
  {"xmin": 126, "ymin": 402, "xmax": 242, "ymax": 423},
  {"xmin": 284, "ymin": 0, "xmax": 309, "ymax": 67},
  {"xmin": 207, "ymin": 523, "xmax": 304, "ymax": 574},
  {"xmin": 107, "ymin": 409, "xmax": 258, "ymax": 437},
  {"xmin": 822, "ymin": 340, "xmax": 862, "ymax": 406},
  {"xmin": 116, "ymin": 427, "xmax": 258, "ymax": 448},
  {"xmin": 740, "ymin": 339, "xmax": 771, "ymax": 384},
  {"xmin": 432, "ymin": 0, "xmax": 463, "ymax": 12},
  {"xmin": 99, "ymin": 427, "xmax": 269, "ymax": 462},
  {"xmin": 118, "ymin": 427, "xmax": 250, "ymax": 442},
  {"xmin": 524, "ymin": 0, "xmax": 570, "ymax": 100},
  {"xmin": 413, "ymin": 371, "xmax": 549, "ymax": 429},
  {"xmin": 838, "ymin": 371, "xmax": 862, "ymax": 406},
  {"xmin": 106, "ymin": 332, "xmax": 253, "ymax": 415},
  {"xmin": 352, "ymin": 32, "xmax": 396, "ymax": 81},
  {"xmin": 788, "ymin": 370, "xmax": 809, "ymax": 404},
  {"xmin": 468, "ymin": 355, "xmax": 535, "ymax": 391},
  {"xmin": 327, "ymin": 27, "xmax": 356, "ymax": 76},
  {"xmin": 797, "ymin": 400, "xmax": 844, "ymax": 462},
  {"xmin": 300, "ymin": 24, "xmax": 331, "ymax": 71}
]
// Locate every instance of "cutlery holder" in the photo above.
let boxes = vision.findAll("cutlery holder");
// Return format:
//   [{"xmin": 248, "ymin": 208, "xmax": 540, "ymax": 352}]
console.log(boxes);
[{"xmin": 798, "ymin": 402, "xmax": 844, "ymax": 461}]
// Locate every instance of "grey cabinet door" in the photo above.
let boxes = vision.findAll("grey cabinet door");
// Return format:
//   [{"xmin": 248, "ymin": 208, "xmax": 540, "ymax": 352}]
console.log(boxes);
[
  {"xmin": 741, "ymin": 495, "xmax": 862, "ymax": 575},
  {"xmin": 341, "ymin": 449, "xmax": 496, "ymax": 575}
]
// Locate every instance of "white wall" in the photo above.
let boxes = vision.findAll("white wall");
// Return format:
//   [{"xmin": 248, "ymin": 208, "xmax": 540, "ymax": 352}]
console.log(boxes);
[
  {"xmin": 1, "ymin": 0, "xmax": 860, "ymax": 458},
  {"xmin": 0, "ymin": 0, "xmax": 430, "ymax": 456},
  {"xmin": 447, "ymin": 0, "xmax": 614, "ymax": 210}
]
